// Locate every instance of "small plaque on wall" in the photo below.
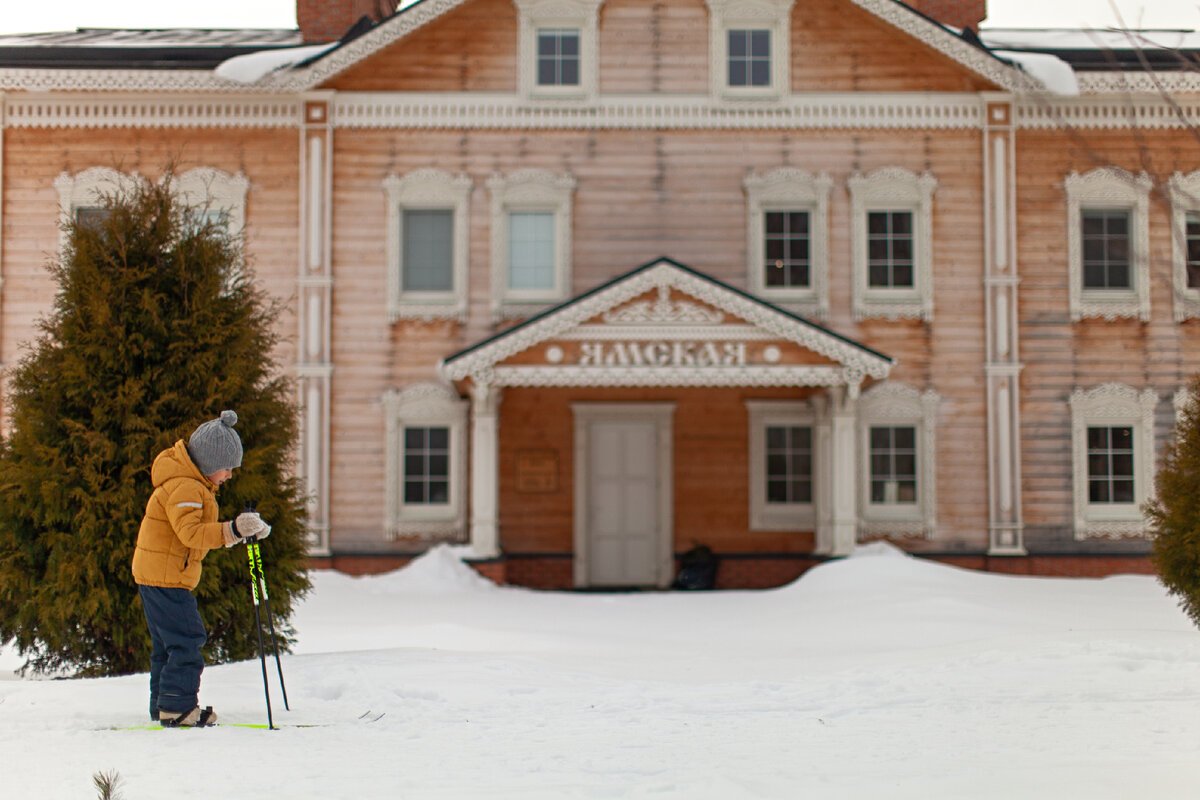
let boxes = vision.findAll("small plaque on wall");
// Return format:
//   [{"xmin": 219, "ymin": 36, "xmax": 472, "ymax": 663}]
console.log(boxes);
[{"xmin": 516, "ymin": 450, "xmax": 558, "ymax": 493}]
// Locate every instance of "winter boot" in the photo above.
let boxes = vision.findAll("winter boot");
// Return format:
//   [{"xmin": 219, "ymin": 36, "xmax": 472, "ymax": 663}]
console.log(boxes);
[{"xmin": 159, "ymin": 706, "xmax": 218, "ymax": 728}]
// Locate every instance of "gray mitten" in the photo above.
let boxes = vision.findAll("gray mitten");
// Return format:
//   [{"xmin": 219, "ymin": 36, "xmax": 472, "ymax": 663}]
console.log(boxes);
[{"xmin": 232, "ymin": 511, "xmax": 269, "ymax": 541}]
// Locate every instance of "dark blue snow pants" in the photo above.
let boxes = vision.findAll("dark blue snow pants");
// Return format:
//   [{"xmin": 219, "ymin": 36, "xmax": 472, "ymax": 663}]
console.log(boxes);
[{"xmin": 137, "ymin": 585, "xmax": 207, "ymax": 719}]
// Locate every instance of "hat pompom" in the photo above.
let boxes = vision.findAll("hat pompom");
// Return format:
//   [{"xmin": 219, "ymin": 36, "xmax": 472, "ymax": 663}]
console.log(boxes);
[{"xmin": 220, "ymin": 409, "xmax": 238, "ymax": 427}]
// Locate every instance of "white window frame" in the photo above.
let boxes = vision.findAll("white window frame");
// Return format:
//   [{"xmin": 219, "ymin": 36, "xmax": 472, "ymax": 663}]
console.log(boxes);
[
  {"xmin": 383, "ymin": 168, "xmax": 472, "ymax": 322},
  {"xmin": 382, "ymin": 383, "xmax": 469, "ymax": 540},
  {"xmin": 488, "ymin": 169, "xmax": 576, "ymax": 319},
  {"xmin": 848, "ymin": 167, "xmax": 937, "ymax": 322},
  {"xmin": 1068, "ymin": 383, "xmax": 1157, "ymax": 540},
  {"xmin": 1168, "ymin": 169, "xmax": 1200, "ymax": 321},
  {"xmin": 746, "ymin": 400, "xmax": 817, "ymax": 531},
  {"xmin": 857, "ymin": 383, "xmax": 939, "ymax": 538},
  {"xmin": 514, "ymin": 0, "xmax": 603, "ymax": 102},
  {"xmin": 705, "ymin": 0, "xmax": 793, "ymax": 102},
  {"xmin": 174, "ymin": 167, "xmax": 249, "ymax": 236},
  {"xmin": 1065, "ymin": 167, "xmax": 1152, "ymax": 322},
  {"xmin": 744, "ymin": 168, "xmax": 832, "ymax": 318},
  {"xmin": 54, "ymin": 167, "xmax": 142, "ymax": 252}
]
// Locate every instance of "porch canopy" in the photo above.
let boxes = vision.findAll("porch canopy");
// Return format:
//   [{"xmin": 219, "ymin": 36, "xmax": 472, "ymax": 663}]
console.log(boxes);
[{"xmin": 439, "ymin": 257, "xmax": 895, "ymax": 559}]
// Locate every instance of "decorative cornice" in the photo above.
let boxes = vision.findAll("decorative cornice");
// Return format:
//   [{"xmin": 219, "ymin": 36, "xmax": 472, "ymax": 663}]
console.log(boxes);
[
  {"xmin": 6, "ymin": 93, "xmax": 302, "ymax": 128},
  {"xmin": 489, "ymin": 364, "xmax": 851, "ymax": 387},
  {"xmin": 331, "ymin": 92, "xmax": 986, "ymax": 130},
  {"xmin": 0, "ymin": 69, "xmax": 267, "ymax": 93},
  {"xmin": 1018, "ymin": 96, "xmax": 1200, "ymax": 129}
]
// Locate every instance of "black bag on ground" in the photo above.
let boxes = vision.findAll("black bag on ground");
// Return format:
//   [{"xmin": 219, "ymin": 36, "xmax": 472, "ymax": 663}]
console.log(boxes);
[{"xmin": 671, "ymin": 545, "xmax": 718, "ymax": 590}]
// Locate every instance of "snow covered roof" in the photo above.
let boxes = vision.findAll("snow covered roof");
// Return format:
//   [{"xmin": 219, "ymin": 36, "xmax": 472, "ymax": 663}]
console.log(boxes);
[
  {"xmin": 0, "ymin": 28, "xmax": 303, "ymax": 70},
  {"xmin": 980, "ymin": 28, "xmax": 1200, "ymax": 71}
]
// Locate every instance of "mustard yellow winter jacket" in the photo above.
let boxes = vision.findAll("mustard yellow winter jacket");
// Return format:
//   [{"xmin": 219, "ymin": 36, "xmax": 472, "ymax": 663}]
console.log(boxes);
[{"xmin": 132, "ymin": 440, "xmax": 229, "ymax": 590}]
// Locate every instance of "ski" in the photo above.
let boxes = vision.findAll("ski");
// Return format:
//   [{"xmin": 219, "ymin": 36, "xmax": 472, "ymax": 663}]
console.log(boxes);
[{"xmin": 104, "ymin": 710, "xmax": 385, "ymax": 731}]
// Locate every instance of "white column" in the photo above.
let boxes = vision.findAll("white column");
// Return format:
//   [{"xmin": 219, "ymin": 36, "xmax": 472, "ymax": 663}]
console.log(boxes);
[
  {"xmin": 827, "ymin": 385, "xmax": 858, "ymax": 557},
  {"xmin": 982, "ymin": 96, "xmax": 1025, "ymax": 555},
  {"xmin": 469, "ymin": 380, "xmax": 502, "ymax": 558}
]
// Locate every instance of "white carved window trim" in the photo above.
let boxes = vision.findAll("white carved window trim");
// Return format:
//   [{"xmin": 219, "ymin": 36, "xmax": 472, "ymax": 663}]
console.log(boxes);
[
  {"xmin": 705, "ymin": 0, "xmax": 794, "ymax": 102},
  {"xmin": 383, "ymin": 168, "xmax": 472, "ymax": 323},
  {"xmin": 746, "ymin": 400, "xmax": 817, "ymax": 531},
  {"xmin": 174, "ymin": 167, "xmax": 249, "ymax": 235},
  {"xmin": 382, "ymin": 383, "xmax": 469, "ymax": 540},
  {"xmin": 54, "ymin": 166, "xmax": 141, "ymax": 253},
  {"xmin": 1168, "ymin": 170, "xmax": 1200, "ymax": 321},
  {"xmin": 857, "ymin": 383, "xmax": 939, "ymax": 538},
  {"xmin": 1068, "ymin": 383, "xmax": 1157, "ymax": 540},
  {"xmin": 1065, "ymin": 167, "xmax": 1152, "ymax": 322},
  {"xmin": 514, "ymin": 0, "xmax": 603, "ymax": 102},
  {"xmin": 744, "ymin": 168, "xmax": 832, "ymax": 318},
  {"xmin": 848, "ymin": 168, "xmax": 937, "ymax": 322},
  {"xmin": 488, "ymin": 169, "xmax": 576, "ymax": 320}
]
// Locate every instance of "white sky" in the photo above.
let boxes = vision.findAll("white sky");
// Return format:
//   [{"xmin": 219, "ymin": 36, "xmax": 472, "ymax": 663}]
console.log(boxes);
[{"xmin": 0, "ymin": 0, "xmax": 1196, "ymax": 35}]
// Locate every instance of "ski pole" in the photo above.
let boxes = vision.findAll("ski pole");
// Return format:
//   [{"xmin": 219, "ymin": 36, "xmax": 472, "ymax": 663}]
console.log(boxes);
[
  {"xmin": 250, "ymin": 536, "xmax": 290, "ymax": 710},
  {"xmin": 246, "ymin": 535, "xmax": 275, "ymax": 730}
]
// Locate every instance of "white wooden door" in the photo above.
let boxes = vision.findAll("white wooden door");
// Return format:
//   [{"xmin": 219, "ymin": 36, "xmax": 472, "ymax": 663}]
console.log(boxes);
[{"xmin": 587, "ymin": 419, "xmax": 660, "ymax": 587}]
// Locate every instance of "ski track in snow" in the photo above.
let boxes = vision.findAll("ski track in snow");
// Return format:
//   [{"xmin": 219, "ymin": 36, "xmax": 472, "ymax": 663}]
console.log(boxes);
[{"xmin": 2, "ymin": 543, "xmax": 1199, "ymax": 798}]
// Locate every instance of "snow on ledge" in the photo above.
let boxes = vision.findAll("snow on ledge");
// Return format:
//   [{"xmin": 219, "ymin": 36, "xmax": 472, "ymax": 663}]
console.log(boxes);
[
  {"xmin": 993, "ymin": 50, "xmax": 1081, "ymax": 96},
  {"xmin": 215, "ymin": 43, "xmax": 336, "ymax": 84}
]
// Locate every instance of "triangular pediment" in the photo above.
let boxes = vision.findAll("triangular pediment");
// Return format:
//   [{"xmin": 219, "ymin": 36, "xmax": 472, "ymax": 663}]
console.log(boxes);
[
  {"xmin": 291, "ymin": 0, "xmax": 1024, "ymax": 92},
  {"xmin": 440, "ymin": 258, "xmax": 893, "ymax": 388}
]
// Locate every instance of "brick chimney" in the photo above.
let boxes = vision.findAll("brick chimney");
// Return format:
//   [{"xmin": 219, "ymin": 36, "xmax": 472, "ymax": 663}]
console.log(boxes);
[
  {"xmin": 904, "ymin": 0, "xmax": 987, "ymax": 31},
  {"xmin": 297, "ymin": 0, "xmax": 400, "ymax": 43}
]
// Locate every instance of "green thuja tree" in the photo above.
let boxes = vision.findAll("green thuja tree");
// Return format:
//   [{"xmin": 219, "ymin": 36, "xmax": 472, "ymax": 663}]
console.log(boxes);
[
  {"xmin": 0, "ymin": 171, "xmax": 309, "ymax": 676},
  {"xmin": 1148, "ymin": 375, "xmax": 1200, "ymax": 629}
]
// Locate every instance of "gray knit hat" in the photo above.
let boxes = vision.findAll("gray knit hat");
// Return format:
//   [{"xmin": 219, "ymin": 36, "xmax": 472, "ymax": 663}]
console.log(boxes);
[{"xmin": 187, "ymin": 410, "xmax": 244, "ymax": 476}]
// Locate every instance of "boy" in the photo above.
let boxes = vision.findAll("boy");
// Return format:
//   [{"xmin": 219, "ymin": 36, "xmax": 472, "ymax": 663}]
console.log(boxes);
[{"xmin": 131, "ymin": 410, "xmax": 270, "ymax": 727}]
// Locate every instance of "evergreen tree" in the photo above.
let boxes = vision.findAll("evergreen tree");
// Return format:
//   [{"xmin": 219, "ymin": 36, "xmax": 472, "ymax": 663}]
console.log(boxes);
[
  {"xmin": 1148, "ymin": 375, "xmax": 1200, "ymax": 629},
  {"xmin": 0, "ymin": 171, "xmax": 309, "ymax": 677}
]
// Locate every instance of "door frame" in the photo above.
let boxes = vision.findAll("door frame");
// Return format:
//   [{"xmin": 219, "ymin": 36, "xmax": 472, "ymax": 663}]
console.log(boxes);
[{"xmin": 571, "ymin": 402, "xmax": 675, "ymax": 588}]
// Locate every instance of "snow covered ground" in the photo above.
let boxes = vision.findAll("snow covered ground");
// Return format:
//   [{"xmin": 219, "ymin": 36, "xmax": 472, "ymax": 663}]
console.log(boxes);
[{"xmin": 2, "ymin": 543, "xmax": 1199, "ymax": 799}]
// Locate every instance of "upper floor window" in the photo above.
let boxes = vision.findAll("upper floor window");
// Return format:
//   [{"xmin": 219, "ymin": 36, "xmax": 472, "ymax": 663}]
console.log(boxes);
[
  {"xmin": 848, "ymin": 168, "xmax": 937, "ymax": 321},
  {"xmin": 1065, "ymin": 167, "xmax": 1151, "ymax": 322},
  {"xmin": 537, "ymin": 28, "xmax": 580, "ymax": 86},
  {"xmin": 515, "ymin": 0, "xmax": 602, "ymax": 101},
  {"xmin": 174, "ymin": 167, "xmax": 249, "ymax": 238},
  {"xmin": 1168, "ymin": 169, "xmax": 1200, "ymax": 321},
  {"xmin": 744, "ymin": 168, "xmax": 832, "ymax": 318},
  {"xmin": 707, "ymin": 0, "xmax": 792, "ymax": 101},
  {"xmin": 1068, "ymin": 383, "xmax": 1157, "ymax": 540},
  {"xmin": 54, "ymin": 167, "xmax": 136, "ymax": 252},
  {"xmin": 488, "ymin": 169, "xmax": 576, "ymax": 319},
  {"xmin": 383, "ymin": 168, "xmax": 472, "ymax": 322}
]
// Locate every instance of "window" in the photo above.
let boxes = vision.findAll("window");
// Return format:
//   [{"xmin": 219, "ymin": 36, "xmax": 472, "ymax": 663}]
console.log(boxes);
[
  {"xmin": 174, "ymin": 167, "xmax": 249, "ymax": 238},
  {"xmin": 383, "ymin": 168, "xmax": 472, "ymax": 322},
  {"xmin": 383, "ymin": 383, "xmax": 469, "ymax": 539},
  {"xmin": 744, "ymin": 168, "xmax": 832, "ymax": 317},
  {"xmin": 1080, "ymin": 210, "xmax": 1130, "ymax": 289},
  {"xmin": 747, "ymin": 400, "xmax": 817, "ymax": 530},
  {"xmin": 54, "ymin": 166, "xmax": 139, "ymax": 252},
  {"xmin": 1065, "ymin": 168, "xmax": 1151, "ymax": 322},
  {"xmin": 403, "ymin": 426, "xmax": 451, "ymax": 505},
  {"xmin": 727, "ymin": 29, "xmax": 770, "ymax": 87},
  {"xmin": 74, "ymin": 206, "xmax": 111, "ymax": 232},
  {"xmin": 488, "ymin": 169, "xmax": 576, "ymax": 318},
  {"xmin": 867, "ymin": 212, "xmax": 914, "ymax": 289},
  {"xmin": 515, "ymin": 0, "xmax": 602, "ymax": 101},
  {"xmin": 1068, "ymin": 384, "xmax": 1157, "ymax": 540},
  {"xmin": 537, "ymin": 28, "xmax": 580, "ymax": 86},
  {"xmin": 1168, "ymin": 170, "xmax": 1200, "ymax": 320},
  {"xmin": 869, "ymin": 426, "xmax": 917, "ymax": 504},
  {"xmin": 706, "ymin": 0, "xmax": 791, "ymax": 100},
  {"xmin": 848, "ymin": 168, "xmax": 937, "ymax": 321},
  {"xmin": 857, "ymin": 383, "xmax": 939, "ymax": 538}
]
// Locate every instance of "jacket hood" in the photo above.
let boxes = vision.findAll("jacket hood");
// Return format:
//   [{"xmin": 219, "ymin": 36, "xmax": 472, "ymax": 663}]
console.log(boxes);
[{"xmin": 151, "ymin": 439, "xmax": 215, "ymax": 491}]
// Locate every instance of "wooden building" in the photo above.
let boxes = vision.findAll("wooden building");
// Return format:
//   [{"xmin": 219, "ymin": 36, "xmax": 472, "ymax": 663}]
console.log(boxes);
[{"xmin": 1, "ymin": 0, "xmax": 1198, "ymax": 587}]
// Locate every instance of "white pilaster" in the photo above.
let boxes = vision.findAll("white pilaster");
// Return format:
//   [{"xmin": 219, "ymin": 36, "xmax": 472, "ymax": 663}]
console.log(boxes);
[
  {"xmin": 982, "ymin": 96, "xmax": 1025, "ymax": 555},
  {"xmin": 297, "ymin": 92, "xmax": 334, "ymax": 555},
  {"xmin": 469, "ymin": 381, "xmax": 502, "ymax": 558},
  {"xmin": 827, "ymin": 385, "xmax": 859, "ymax": 557}
]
